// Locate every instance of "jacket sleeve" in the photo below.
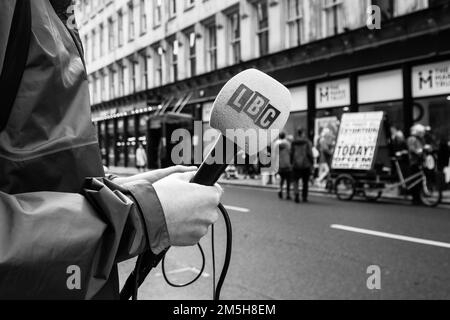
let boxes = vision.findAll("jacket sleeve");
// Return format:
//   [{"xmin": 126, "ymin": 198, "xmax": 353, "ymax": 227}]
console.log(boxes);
[
  {"xmin": 0, "ymin": 0, "xmax": 16, "ymax": 74},
  {"xmin": 0, "ymin": 178, "xmax": 170, "ymax": 299}
]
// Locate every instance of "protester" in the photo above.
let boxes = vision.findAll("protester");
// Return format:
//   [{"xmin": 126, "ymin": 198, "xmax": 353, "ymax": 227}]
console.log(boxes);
[
  {"xmin": 407, "ymin": 124, "xmax": 426, "ymax": 205},
  {"xmin": 291, "ymin": 128, "xmax": 314, "ymax": 203},
  {"xmin": 437, "ymin": 134, "xmax": 450, "ymax": 189},
  {"xmin": 0, "ymin": 0, "xmax": 222, "ymax": 299},
  {"xmin": 136, "ymin": 143, "xmax": 148, "ymax": 172},
  {"xmin": 390, "ymin": 126, "xmax": 409, "ymax": 187},
  {"xmin": 275, "ymin": 132, "xmax": 292, "ymax": 200}
]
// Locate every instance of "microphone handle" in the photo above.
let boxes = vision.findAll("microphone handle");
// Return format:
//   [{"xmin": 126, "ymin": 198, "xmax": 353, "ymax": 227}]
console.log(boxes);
[
  {"xmin": 191, "ymin": 135, "xmax": 239, "ymax": 186},
  {"xmin": 190, "ymin": 162, "xmax": 229, "ymax": 186},
  {"xmin": 121, "ymin": 139, "xmax": 237, "ymax": 299}
]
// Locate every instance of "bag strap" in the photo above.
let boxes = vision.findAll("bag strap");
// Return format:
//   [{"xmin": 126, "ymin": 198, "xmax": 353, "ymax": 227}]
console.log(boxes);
[{"xmin": 0, "ymin": 0, "xmax": 32, "ymax": 132}]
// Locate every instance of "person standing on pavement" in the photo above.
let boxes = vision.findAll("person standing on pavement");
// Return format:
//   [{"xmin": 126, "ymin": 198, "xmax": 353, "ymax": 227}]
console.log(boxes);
[
  {"xmin": 274, "ymin": 132, "xmax": 292, "ymax": 200},
  {"xmin": 136, "ymin": 143, "xmax": 148, "ymax": 172},
  {"xmin": 291, "ymin": 128, "xmax": 314, "ymax": 203},
  {"xmin": 316, "ymin": 128, "xmax": 334, "ymax": 188}
]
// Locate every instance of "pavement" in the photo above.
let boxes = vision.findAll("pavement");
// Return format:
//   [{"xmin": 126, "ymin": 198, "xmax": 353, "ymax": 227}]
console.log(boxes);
[
  {"xmin": 111, "ymin": 167, "xmax": 450, "ymax": 300},
  {"xmin": 107, "ymin": 166, "xmax": 450, "ymax": 205}
]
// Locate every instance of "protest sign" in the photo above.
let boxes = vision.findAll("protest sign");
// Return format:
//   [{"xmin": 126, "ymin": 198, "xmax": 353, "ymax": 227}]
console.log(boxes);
[{"xmin": 332, "ymin": 112, "xmax": 384, "ymax": 171}]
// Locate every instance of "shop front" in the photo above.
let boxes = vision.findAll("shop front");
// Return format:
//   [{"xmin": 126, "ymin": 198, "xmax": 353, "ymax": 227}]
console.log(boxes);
[{"xmin": 412, "ymin": 60, "xmax": 450, "ymax": 141}]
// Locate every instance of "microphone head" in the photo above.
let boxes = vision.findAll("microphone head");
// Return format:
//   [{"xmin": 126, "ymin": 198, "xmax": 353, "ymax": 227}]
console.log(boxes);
[{"xmin": 209, "ymin": 69, "xmax": 291, "ymax": 154}]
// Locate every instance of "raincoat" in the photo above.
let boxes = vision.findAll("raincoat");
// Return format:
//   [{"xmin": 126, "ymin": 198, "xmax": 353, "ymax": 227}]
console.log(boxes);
[{"xmin": 0, "ymin": 0, "xmax": 169, "ymax": 299}]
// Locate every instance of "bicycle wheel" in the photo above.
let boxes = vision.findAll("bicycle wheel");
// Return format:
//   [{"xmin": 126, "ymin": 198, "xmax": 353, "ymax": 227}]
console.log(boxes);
[
  {"xmin": 335, "ymin": 175, "xmax": 356, "ymax": 201},
  {"xmin": 420, "ymin": 171, "xmax": 442, "ymax": 207}
]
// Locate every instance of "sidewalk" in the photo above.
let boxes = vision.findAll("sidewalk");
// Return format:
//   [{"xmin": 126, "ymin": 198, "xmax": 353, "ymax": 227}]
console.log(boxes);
[{"xmin": 107, "ymin": 166, "xmax": 450, "ymax": 205}]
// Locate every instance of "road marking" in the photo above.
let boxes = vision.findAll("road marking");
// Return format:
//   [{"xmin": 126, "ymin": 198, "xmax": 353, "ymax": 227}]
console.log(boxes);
[
  {"xmin": 154, "ymin": 267, "xmax": 210, "ymax": 278},
  {"xmin": 224, "ymin": 205, "xmax": 250, "ymax": 213},
  {"xmin": 331, "ymin": 224, "xmax": 450, "ymax": 249}
]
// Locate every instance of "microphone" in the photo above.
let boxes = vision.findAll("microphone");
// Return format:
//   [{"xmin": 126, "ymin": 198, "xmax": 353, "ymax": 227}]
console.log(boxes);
[
  {"xmin": 191, "ymin": 69, "xmax": 292, "ymax": 186},
  {"xmin": 120, "ymin": 69, "xmax": 291, "ymax": 300}
]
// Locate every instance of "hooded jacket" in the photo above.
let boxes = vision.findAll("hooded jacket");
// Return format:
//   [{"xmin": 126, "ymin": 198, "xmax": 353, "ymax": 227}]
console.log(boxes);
[{"xmin": 0, "ymin": 0, "xmax": 169, "ymax": 299}]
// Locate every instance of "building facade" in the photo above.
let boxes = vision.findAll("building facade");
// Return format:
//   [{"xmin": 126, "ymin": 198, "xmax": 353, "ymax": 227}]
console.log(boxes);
[{"xmin": 76, "ymin": 0, "xmax": 450, "ymax": 169}]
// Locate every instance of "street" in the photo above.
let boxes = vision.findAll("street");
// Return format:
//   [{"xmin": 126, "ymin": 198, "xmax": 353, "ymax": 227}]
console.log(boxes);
[{"xmin": 119, "ymin": 185, "xmax": 450, "ymax": 300}]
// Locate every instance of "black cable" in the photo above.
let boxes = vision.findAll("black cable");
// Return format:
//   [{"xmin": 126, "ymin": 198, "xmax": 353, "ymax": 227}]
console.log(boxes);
[
  {"xmin": 124, "ymin": 203, "xmax": 232, "ymax": 300},
  {"xmin": 215, "ymin": 204, "xmax": 232, "ymax": 301},
  {"xmin": 211, "ymin": 224, "xmax": 216, "ymax": 299},
  {"xmin": 162, "ymin": 243, "xmax": 206, "ymax": 288},
  {"xmin": 132, "ymin": 255, "xmax": 143, "ymax": 300}
]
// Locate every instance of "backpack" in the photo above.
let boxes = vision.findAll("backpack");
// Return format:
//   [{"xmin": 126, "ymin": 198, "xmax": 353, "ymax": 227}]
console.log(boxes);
[
  {"xmin": 292, "ymin": 140, "xmax": 313, "ymax": 170},
  {"xmin": 0, "ymin": 0, "xmax": 32, "ymax": 132}
]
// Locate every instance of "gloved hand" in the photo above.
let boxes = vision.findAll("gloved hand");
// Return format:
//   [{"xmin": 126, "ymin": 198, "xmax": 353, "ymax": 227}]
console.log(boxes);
[{"xmin": 153, "ymin": 171, "xmax": 223, "ymax": 247}]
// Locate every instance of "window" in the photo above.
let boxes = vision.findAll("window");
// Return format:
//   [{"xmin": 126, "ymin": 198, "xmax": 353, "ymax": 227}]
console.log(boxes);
[
  {"xmin": 169, "ymin": 0, "xmax": 177, "ymax": 18},
  {"xmin": 99, "ymin": 23, "xmax": 104, "ymax": 57},
  {"xmin": 155, "ymin": 46, "xmax": 163, "ymax": 86},
  {"xmin": 140, "ymin": 0, "xmax": 147, "ymax": 34},
  {"xmin": 371, "ymin": 0, "xmax": 394, "ymax": 21},
  {"xmin": 100, "ymin": 71, "xmax": 106, "ymax": 101},
  {"xmin": 128, "ymin": 2, "xmax": 135, "ymax": 41},
  {"xmin": 154, "ymin": 0, "xmax": 162, "ymax": 26},
  {"xmin": 206, "ymin": 24, "xmax": 217, "ymax": 71},
  {"xmin": 119, "ymin": 63, "xmax": 125, "ymax": 96},
  {"xmin": 170, "ymin": 39, "xmax": 179, "ymax": 82},
  {"xmin": 118, "ymin": 10, "xmax": 124, "ymax": 47},
  {"xmin": 413, "ymin": 96, "xmax": 450, "ymax": 143},
  {"xmin": 322, "ymin": 0, "xmax": 344, "ymax": 37},
  {"xmin": 108, "ymin": 17, "xmax": 115, "ymax": 50},
  {"xmin": 129, "ymin": 58, "xmax": 136, "ymax": 94},
  {"xmin": 228, "ymin": 11, "xmax": 241, "ymax": 64},
  {"xmin": 83, "ymin": 34, "xmax": 89, "ymax": 60},
  {"xmin": 140, "ymin": 51, "xmax": 148, "ymax": 90},
  {"xmin": 185, "ymin": 0, "xmax": 195, "ymax": 9},
  {"xmin": 255, "ymin": 1, "xmax": 269, "ymax": 56},
  {"xmin": 109, "ymin": 67, "xmax": 116, "ymax": 99},
  {"xmin": 187, "ymin": 31, "xmax": 197, "ymax": 77},
  {"xmin": 91, "ymin": 29, "xmax": 96, "ymax": 61},
  {"xmin": 92, "ymin": 76, "xmax": 97, "ymax": 103},
  {"xmin": 395, "ymin": 0, "xmax": 428, "ymax": 16},
  {"xmin": 286, "ymin": 0, "xmax": 303, "ymax": 47}
]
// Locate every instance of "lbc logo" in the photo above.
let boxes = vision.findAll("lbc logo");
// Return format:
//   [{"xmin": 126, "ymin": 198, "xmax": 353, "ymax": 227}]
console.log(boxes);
[{"xmin": 227, "ymin": 84, "xmax": 281, "ymax": 129}]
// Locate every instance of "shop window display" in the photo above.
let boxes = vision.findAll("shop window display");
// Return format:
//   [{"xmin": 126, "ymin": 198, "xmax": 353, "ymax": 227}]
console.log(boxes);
[
  {"xmin": 359, "ymin": 101, "xmax": 404, "ymax": 132},
  {"xmin": 283, "ymin": 112, "xmax": 307, "ymax": 140},
  {"xmin": 413, "ymin": 96, "xmax": 450, "ymax": 143}
]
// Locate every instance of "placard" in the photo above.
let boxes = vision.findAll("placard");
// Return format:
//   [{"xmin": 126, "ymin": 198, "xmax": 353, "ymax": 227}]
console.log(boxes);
[{"xmin": 332, "ymin": 112, "xmax": 384, "ymax": 171}]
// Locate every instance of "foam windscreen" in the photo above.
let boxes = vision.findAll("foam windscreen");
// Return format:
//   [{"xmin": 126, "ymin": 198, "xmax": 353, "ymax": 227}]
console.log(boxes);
[{"xmin": 209, "ymin": 69, "xmax": 291, "ymax": 154}]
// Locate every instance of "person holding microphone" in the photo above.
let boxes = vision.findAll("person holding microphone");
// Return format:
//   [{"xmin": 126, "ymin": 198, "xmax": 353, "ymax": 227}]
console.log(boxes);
[{"xmin": 0, "ymin": 0, "xmax": 222, "ymax": 299}]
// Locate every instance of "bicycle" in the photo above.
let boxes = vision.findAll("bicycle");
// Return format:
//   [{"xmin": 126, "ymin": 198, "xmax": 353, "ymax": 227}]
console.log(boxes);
[{"xmin": 335, "ymin": 150, "xmax": 443, "ymax": 207}]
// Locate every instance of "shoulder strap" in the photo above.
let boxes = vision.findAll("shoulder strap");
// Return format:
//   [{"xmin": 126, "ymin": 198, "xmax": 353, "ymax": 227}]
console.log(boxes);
[{"xmin": 0, "ymin": 0, "xmax": 32, "ymax": 132}]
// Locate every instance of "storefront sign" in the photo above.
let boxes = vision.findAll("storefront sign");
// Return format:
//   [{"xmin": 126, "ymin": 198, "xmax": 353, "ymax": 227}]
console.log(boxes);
[
  {"xmin": 316, "ymin": 78, "xmax": 350, "ymax": 109},
  {"xmin": 332, "ymin": 112, "xmax": 384, "ymax": 171},
  {"xmin": 289, "ymin": 86, "xmax": 308, "ymax": 112},
  {"xmin": 412, "ymin": 60, "xmax": 450, "ymax": 98},
  {"xmin": 358, "ymin": 70, "xmax": 403, "ymax": 104}
]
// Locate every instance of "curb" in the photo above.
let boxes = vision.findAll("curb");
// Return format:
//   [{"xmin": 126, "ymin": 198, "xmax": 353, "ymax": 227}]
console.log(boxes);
[
  {"xmin": 107, "ymin": 169, "xmax": 449, "ymax": 206},
  {"xmin": 218, "ymin": 180, "xmax": 450, "ymax": 206}
]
